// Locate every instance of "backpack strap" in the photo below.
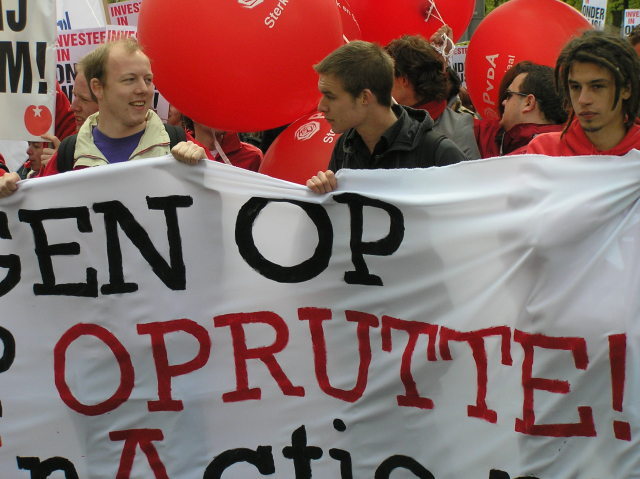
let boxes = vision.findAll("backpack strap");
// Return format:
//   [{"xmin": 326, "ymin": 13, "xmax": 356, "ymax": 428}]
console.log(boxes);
[
  {"xmin": 57, "ymin": 134, "xmax": 78, "ymax": 172},
  {"xmin": 163, "ymin": 124, "xmax": 186, "ymax": 149}
]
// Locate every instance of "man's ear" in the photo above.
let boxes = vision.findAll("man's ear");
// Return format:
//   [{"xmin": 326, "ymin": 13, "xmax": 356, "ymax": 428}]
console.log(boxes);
[
  {"xmin": 621, "ymin": 83, "xmax": 632, "ymax": 101},
  {"xmin": 90, "ymin": 78, "xmax": 103, "ymax": 102},
  {"xmin": 522, "ymin": 94, "xmax": 537, "ymax": 114},
  {"xmin": 360, "ymin": 88, "xmax": 375, "ymax": 105}
]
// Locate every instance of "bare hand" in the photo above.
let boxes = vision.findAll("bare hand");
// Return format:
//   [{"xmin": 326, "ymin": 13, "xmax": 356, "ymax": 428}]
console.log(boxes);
[
  {"xmin": 0, "ymin": 173, "xmax": 20, "ymax": 198},
  {"xmin": 306, "ymin": 170, "xmax": 337, "ymax": 194},
  {"xmin": 171, "ymin": 141, "xmax": 206, "ymax": 166},
  {"xmin": 40, "ymin": 133, "xmax": 61, "ymax": 168},
  {"xmin": 430, "ymin": 24, "xmax": 454, "ymax": 57}
]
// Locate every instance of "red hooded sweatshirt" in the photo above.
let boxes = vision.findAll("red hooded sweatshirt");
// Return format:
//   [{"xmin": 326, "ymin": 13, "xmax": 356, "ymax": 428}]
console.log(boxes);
[{"xmin": 526, "ymin": 118, "xmax": 640, "ymax": 156}]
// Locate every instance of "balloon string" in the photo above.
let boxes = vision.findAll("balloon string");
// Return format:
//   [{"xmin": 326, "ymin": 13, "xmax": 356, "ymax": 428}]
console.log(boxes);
[
  {"xmin": 214, "ymin": 136, "xmax": 232, "ymax": 165},
  {"xmin": 424, "ymin": 1, "xmax": 438, "ymax": 23},
  {"xmin": 425, "ymin": 1, "xmax": 454, "ymax": 65}
]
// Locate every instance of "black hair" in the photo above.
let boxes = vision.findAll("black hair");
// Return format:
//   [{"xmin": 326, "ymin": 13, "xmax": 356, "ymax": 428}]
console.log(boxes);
[{"xmin": 518, "ymin": 63, "xmax": 567, "ymax": 124}]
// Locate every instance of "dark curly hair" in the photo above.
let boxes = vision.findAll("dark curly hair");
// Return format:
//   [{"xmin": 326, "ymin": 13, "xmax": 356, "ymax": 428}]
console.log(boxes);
[
  {"xmin": 385, "ymin": 35, "xmax": 448, "ymax": 103},
  {"xmin": 556, "ymin": 30, "xmax": 640, "ymax": 130}
]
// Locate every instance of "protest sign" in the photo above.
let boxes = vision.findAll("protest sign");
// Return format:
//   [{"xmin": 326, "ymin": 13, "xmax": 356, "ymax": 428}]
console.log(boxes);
[
  {"xmin": 56, "ymin": 0, "xmax": 107, "ymax": 31},
  {"xmin": 0, "ymin": 155, "xmax": 639, "ymax": 477},
  {"xmin": 581, "ymin": 0, "xmax": 607, "ymax": 30},
  {"xmin": 451, "ymin": 43, "xmax": 468, "ymax": 87},
  {"xmin": 108, "ymin": 0, "xmax": 142, "ymax": 27},
  {"xmin": 0, "ymin": 0, "xmax": 56, "ymax": 141},
  {"xmin": 623, "ymin": 9, "xmax": 640, "ymax": 37}
]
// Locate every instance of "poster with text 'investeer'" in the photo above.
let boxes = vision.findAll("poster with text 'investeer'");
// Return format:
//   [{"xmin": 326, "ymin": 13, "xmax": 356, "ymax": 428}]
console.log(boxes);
[
  {"xmin": 108, "ymin": 0, "xmax": 142, "ymax": 27},
  {"xmin": 0, "ymin": 0, "xmax": 56, "ymax": 141},
  {"xmin": 1, "ymin": 155, "xmax": 640, "ymax": 477},
  {"xmin": 623, "ymin": 9, "xmax": 640, "ymax": 37}
]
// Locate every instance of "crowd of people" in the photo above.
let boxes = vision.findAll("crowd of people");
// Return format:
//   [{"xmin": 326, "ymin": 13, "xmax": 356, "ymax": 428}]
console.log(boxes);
[
  {"xmin": 0, "ymin": 26, "xmax": 639, "ymax": 199},
  {"xmin": 307, "ymin": 27, "xmax": 640, "ymax": 192}
]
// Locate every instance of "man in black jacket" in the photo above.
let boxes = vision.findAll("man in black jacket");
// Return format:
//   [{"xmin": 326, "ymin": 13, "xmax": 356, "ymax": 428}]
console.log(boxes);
[{"xmin": 306, "ymin": 40, "xmax": 466, "ymax": 193}]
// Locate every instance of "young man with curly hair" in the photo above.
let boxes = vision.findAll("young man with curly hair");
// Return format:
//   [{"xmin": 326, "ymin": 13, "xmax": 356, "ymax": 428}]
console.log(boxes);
[{"xmin": 527, "ymin": 30, "xmax": 640, "ymax": 155}]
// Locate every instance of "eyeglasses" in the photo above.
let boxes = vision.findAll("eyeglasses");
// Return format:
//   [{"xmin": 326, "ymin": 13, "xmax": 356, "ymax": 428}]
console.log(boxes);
[{"xmin": 504, "ymin": 90, "xmax": 530, "ymax": 100}]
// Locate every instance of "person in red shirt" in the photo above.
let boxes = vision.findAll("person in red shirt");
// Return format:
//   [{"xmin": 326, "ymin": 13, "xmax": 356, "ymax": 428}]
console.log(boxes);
[
  {"xmin": 183, "ymin": 117, "xmax": 263, "ymax": 172},
  {"xmin": 526, "ymin": 30, "xmax": 640, "ymax": 156},
  {"xmin": 475, "ymin": 61, "xmax": 567, "ymax": 158},
  {"xmin": 54, "ymin": 81, "xmax": 76, "ymax": 141}
]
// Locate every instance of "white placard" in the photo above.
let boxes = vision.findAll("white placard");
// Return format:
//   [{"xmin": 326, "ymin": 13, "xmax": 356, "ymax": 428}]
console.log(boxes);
[
  {"xmin": 0, "ymin": 0, "xmax": 57, "ymax": 141},
  {"xmin": 56, "ymin": 0, "xmax": 107, "ymax": 31},
  {"xmin": 582, "ymin": 0, "xmax": 608, "ymax": 30},
  {"xmin": 108, "ymin": 0, "xmax": 142, "ymax": 27},
  {"xmin": 622, "ymin": 9, "xmax": 640, "ymax": 37},
  {"xmin": 452, "ymin": 43, "xmax": 468, "ymax": 87}
]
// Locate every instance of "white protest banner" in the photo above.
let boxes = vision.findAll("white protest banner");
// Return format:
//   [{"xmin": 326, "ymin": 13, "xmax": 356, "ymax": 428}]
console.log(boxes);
[
  {"xmin": 56, "ymin": 0, "xmax": 107, "ymax": 31},
  {"xmin": 1, "ymin": 154, "xmax": 640, "ymax": 477},
  {"xmin": 582, "ymin": 0, "xmax": 607, "ymax": 30},
  {"xmin": 623, "ymin": 9, "xmax": 640, "ymax": 37},
  {"xmin": 55, "ymin": 26, "xmax": 170, "ymax": 122},
  {"xmin": 0, "ymin": 0, "xmax": 56, "ymax": 141},
  {"xmin": 451, "ymin": 43, "xmax": 468, "ymax": 87},
  {"xmin": 108, "ymin": 0, "xmax": 142, "ymax": 27}
]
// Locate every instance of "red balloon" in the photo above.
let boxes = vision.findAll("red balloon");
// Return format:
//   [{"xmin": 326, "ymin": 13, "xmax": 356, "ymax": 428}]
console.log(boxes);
[
  {"xmin": 465, "ymin": 0, "xmax": 592, "ymax": 120},
  {"xmin": 336, "ymin": 0, "xmax": 362, "ymax": 42},
  {"xmin": 347, "ymin": 0, "xmax": 475, "ymax": 46},
  {"xmin": 138, "ymin": 0, "xmax": 343, "ymax": 132},
  {"xmin": 259, "ymin": 111, "xmax": 340, "ymax": 184}
]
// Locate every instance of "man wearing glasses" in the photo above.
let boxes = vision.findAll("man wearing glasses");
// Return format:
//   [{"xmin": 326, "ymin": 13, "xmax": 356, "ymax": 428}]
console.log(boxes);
[{"xmin": 475, "ymin": 61, "xmax": 567, "ymax": 157}]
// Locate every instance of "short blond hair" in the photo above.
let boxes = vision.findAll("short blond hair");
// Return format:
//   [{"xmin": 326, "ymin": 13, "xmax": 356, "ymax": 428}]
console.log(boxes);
[{"xmin": 80, "ymin": 37, "xmax": 142, "ymax": 102}]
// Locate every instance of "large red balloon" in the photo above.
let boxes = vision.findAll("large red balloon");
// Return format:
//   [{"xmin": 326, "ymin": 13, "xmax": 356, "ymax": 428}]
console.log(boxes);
[
  {"xmin": 347, "ymin": 0, "xmax": 475, "ymax": 45},
  {"xmin": 259, "ymin": 111, "xmax": 340, "ymax": 184},
  {"xmin": 336, "ymin": 0, "xmax": 361, "ymax": 42},
  {"xmin": 138, "ymin": 0, "xmax": 343, "ymax": 132},
  {"xmin": 466, "ymin": 0, "xmax": 592, "ymax": 120}
]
